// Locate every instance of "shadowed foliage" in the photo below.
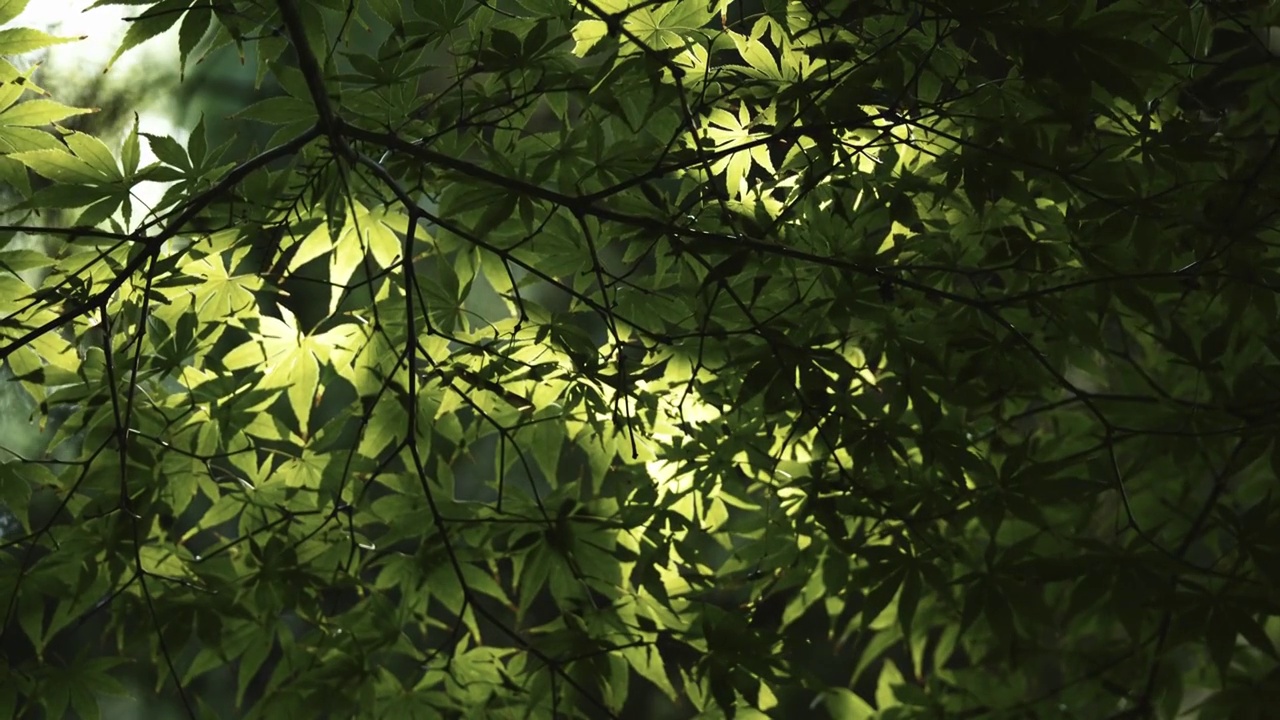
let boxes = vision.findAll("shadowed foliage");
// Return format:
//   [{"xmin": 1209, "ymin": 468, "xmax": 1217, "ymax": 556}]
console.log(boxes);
[{"xmin": 2, "ymin": 0, "xmax": 1280, "ymax": 718}]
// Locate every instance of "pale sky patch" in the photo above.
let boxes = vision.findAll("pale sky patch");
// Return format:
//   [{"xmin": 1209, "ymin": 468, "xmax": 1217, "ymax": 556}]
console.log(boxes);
[
  {"xmin": 11, "ymin": 0, "xmax": 187, "ymax": 219},
  {"xmin": 13, "ymin": 0, "xmax": 175, "ymax": 79}
]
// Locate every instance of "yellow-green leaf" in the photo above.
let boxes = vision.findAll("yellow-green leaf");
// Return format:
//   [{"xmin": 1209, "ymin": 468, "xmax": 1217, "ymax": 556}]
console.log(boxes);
[
  {"xmin": 730, "ymin": 29, "xmax": 780, "ymax": 80},
  {"xmin": 287, "ymin": 220, "xmax": 332, "ymax": 274},
  {"xmin": 121, "ymin": 113, "xmax": 139, "ymax": 176},
  {"xmin": 220, "ymin": 340, "xmax": 265, "ymax": 371},
  {"xmin": 0, "ymin": 124, "xmax": 61, "ymax": 153},
  {"xmin": 63, "ymin": 132, "xmax": 120, "ymax": 180},
  {"xmin": 823, "ymin": 688, "xmax": 874, "ymax": 720},
  {"xmin": 329, "ymin": 236, "xmax": 360, "ymax": 315},
  {"xmin": 875, "ymin": 659, "xmax": 904, "ymax": 710},
  {"xmin": 621, "ymin": 644, "xmax": 678, "ymax": 701},
  {"xmin": 0, "ymin": 0, "xmax": 30, "ymax": 27},
  {"xmin": 286, "ymin": 349, "xmax": 319, "ymax": 432},
  {"xmin": 360, "ymin": 205, "xmax": 405, "ymax": 268},
  {"xmin": 0, "ymin": 75, "xmax": 25, "ymax": 113},
  {"xmin": 659, "ymin": 1, "xmax": 714, "ymax": 30},
  {"xmin": 0, "ymin": 99, "xmax": 93, "ymax": 127},
  {"xmin": 0, "ymin": 58, "xmax": 46, "ymax": 99},
  {"xmin": 0, "ymin": 154, "xmax": 27, "ymax": 195},
  {"xmin": 0, "ymin": 28, "xmax": 82, "ymax": 56},
  {"xmin": 8, "ymin": 148, "xmax": 104, "ymax": 183},
  {"xmin": 571, "ymin": 19, "xmax": 609, "ymax": 58}
]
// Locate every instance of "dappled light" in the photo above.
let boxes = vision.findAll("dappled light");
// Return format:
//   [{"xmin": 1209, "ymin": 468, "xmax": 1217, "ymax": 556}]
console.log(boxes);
[{"xmin": 2, "ymin": 0, "xmax": 1280, "ymax": 718}]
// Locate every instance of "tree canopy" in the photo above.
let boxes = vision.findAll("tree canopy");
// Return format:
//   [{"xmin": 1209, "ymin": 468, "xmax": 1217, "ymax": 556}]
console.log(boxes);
[{"xmin": 2, "ymin": 0, "xmax": 1280, "ymax": 717}]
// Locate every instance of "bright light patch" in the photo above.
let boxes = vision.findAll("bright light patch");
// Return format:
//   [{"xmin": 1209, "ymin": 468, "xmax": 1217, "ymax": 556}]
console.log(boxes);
[
  {"xmin": 12, "ymin": 0, "xmax": 174, "ymax": 78},
  {"xmin": 11, "ymin": 0, "xmax": 187, "ymax": 214}
]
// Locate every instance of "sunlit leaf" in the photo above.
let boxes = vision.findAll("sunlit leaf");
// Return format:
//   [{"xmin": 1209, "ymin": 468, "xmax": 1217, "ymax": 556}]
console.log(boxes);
[
  {"xmin": 0, "ymin": 27, "xmax": 82, "ymax": 55},
  {"xmin": 103, "ymin": 0, "xmax": 186, "ymax": 71},
  {"xmin": 8, "ymin": 148, "xmax": 104, "ymax": 183},
  {"xmin": 0, "ymin": 0, "xmax": 30, "ymax": 27},
  {"xmin": 0, "ymin": 99, "xmax": 93, "ymax": 127}
]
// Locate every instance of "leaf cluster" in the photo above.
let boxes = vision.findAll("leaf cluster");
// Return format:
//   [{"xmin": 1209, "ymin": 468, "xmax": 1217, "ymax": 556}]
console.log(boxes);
[{"xmin": 2, "ymin": 0, "xmax": 1280, "ymax": 718}]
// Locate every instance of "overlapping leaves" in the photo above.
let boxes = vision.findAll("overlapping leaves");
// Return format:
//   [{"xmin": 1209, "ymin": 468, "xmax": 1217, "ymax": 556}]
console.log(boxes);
[{"xmin": 2, "ymin": 1, "xmax": 1279, "ymax": 719}]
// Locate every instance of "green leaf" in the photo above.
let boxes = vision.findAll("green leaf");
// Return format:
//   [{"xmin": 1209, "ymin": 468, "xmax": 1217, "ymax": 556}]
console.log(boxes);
[
  {"xmin": 104, "ymin": 0, "xmax": 187, "ymax": 71},
  {"xmin": 622, "ymin": 643, "xmax": 678, "ymax": 701},
  {"xmin": 823, "ymin": 688, "xmax": 874, "ymax": 720},
  {"xmin": 231, "ymin": 96, "xmax": 316, "ymax": 126},
  {"xmin": 64, "ymin": 131, "xmax": 120, "ymax": 180},
  {"xmin": 0, "ymin": 0, "xmax": 29, "ymax": 27},
  {"xmin": 0, "ymin": 77, "xmax": 23, "ymax": 117},
  {"xmin": 861, "ymin": 567, "xmax": 903, "ymax": 631},
  {"xmin": 189, "ymin": 114, "xmax": 209, "ymax": 168},
  {"xmin": 0, "ymin": 27, "xmax": 81, "ymax": 55},
  {"xmin": 0, "ymin": 461, "xmax": 33, "ymax": 529},
  {"xmin": 571, "ymin": 19, "xmax": 609, "ymax": 58},
  {"xmin": 121, "ymin": 113, "xmax": 140, "ymax": 176},
  {"xmin": 529, "ymin": 408, "xmax": 564, "ymax": 481},
  {"xmin": 237, "ymin": 631, "xmax": 274, "ymax": 707},
  {"xmin": 488, "ymin": 28, "xmax": 522, "ymax": 62},
  {"xmin": 0, "ymin": 99, "xmax": 93, "ymax": 127},
  {"xmin": 75, "ymin": 195, "xmax": 122, "ymax": 227},
  {"xmin": 517, "ymin": 546, "xmax": 553, "ymax": 620},
  {"xmin": 365, "ymin": 0, "xmax": 403, "ymax": 27},
  {"xmin": 875, "ymin": 659, "xmax": 904, "ymax": 710},
  {"xmin": 0, "ymin": 248, "xmax": 55, "ymax": 273},
  {"xmin": 141, "ymin": 132, "xmax": 190, "ymax": 170},
  {"xmin": 8, "ymin": 148, "xmax": 105, "ymax": 183},
  {"xmin": 660, "ymin": 1, "xmax": 714, "ymax": 30},
  {"xmin": 1235, "ymin": 613, "xmax": 1277, "ymax": 660},
  {"xmin": 729, "ymin": 27, "xmax": 780, "ymax": 80},
  {"xmin": 286, "ymin": 348, "xmax": 320, "ymax": 432},
  {"xmin": 177, "ymin": 5, "xmax": 212, "ymax": 80},
  {"xmin": 707, "ymin": 665, "xmax": 737, "ymax": 718}
]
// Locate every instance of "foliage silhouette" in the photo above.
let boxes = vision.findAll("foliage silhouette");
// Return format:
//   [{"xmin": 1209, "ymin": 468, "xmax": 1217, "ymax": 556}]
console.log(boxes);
[{"xmin": 2, "ymin": 0, "xmax": 1280, "ymax": 718}]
